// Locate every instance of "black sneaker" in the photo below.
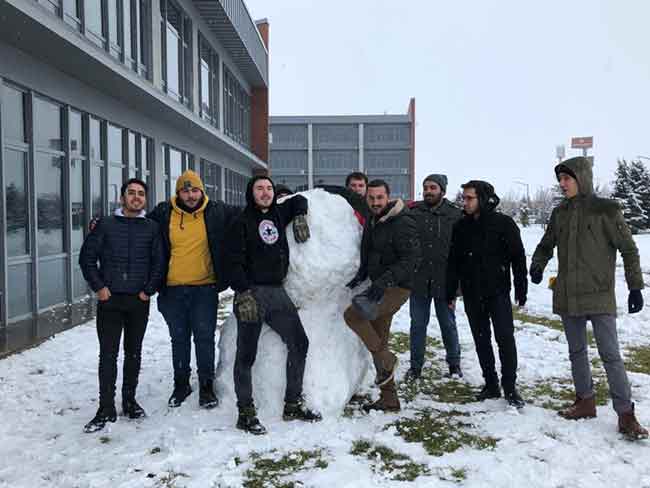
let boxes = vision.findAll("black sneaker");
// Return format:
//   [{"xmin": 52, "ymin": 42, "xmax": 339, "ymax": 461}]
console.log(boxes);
[
  {"xmin": 404, "ymin": 368, "xmax": 422, "ymax": 382},
  {"xmin": 447, "ymin": 365, "xmax": 463, "ymax": 378},
  {"xmin": 236, "ymin": 406, "xmax": 267, "ymax": 435},
  {"xmin": 505, "ymin": 389, "xmax": 526, "ymax": 409},
  {"xmin": 283, "ymin": 400, "xmax": 323, "ymax": 422},
  {"xmin": 199, "ymin": 380, "xmax": 219, "ymax": 409},
  {"xmin": 168, "ymin": 380, "xmax": 192, "ymax": 408},
  {"xmin": 122, "ymin": 398, "xmax": 146, "ymax": 419},
  {"xmin": 476, "ymin": 383, "xmax": 501, "ymax": 401},
  {"xmin": 83, "ymin": 405, "xmax": 117, "ymax": 433}
]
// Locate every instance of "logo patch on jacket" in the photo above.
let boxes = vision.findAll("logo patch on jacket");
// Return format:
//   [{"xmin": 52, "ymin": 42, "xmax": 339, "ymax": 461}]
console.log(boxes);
[{"xmin": 259, "ymin": 219, "xmax": 279, "ymax": 245}]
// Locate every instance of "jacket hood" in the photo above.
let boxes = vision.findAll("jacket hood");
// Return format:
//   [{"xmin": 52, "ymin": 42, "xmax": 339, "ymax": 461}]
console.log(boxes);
[
  {"xmin": 464, "ymin": 180, "xmax": 500, "ymax": 214},
  {"xmin": 377, "ymin": 199, "xmax": 406, "ymax": 224},
  {"xmin": 555, "ymin": 156, "xmax": 593, "ymax": 197},
  {"xmin": 245, "ymin": 175, "xmax": 277, "ymax": 209}
]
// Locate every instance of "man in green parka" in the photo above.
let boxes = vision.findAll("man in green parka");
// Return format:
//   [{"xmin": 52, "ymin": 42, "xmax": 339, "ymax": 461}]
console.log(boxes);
[{"xmin": 530, "ymin": 156, "xmax": 648, "ymax": 440}]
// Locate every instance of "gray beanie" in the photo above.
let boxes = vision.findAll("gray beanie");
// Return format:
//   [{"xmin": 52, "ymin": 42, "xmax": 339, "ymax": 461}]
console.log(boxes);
[{"xmin": 423, "ymin": 174, "xmax": 448, "ymax": 193}]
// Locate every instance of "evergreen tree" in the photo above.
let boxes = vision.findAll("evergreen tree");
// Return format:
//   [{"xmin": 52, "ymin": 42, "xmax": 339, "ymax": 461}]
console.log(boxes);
[
  {"xmin": 629, "ymin": 159, "xmax": 650, "ymax": 228},
  {"xmin": 612, "ymin": 159, "xmax": 646, "ymax": 233}
]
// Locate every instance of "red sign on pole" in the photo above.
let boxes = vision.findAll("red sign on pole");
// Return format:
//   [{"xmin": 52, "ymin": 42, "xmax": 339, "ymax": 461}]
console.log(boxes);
[{"xmin": 571, "ymin": 136, "xmax": 593, "ymax": 149}]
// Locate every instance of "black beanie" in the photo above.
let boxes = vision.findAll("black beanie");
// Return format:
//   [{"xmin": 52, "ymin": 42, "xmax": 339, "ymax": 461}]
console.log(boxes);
[{"xmin": 423, "ymin": 174, "xmax": 448, "ymax": 193}]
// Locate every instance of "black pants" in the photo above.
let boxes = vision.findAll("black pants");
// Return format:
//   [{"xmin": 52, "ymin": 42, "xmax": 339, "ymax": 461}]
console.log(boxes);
[
  {"xmin": 96, "ymin": 294, "xmax": 150, "ymax": 407},
  {"xmin": 234, "ymin": 286, "xmax": 309, "ymax": 408},
  {"xmin": 463, "ymin": 292, "xmax": 518, "ymax": 392}
]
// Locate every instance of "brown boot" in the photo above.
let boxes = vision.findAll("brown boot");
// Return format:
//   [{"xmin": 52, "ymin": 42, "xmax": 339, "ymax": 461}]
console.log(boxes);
[
  {"xmin": 362, "ymin": 388, "xmax": 401, "ymax": 413},
  {"xmin": 372, "ymin": 350, "xmax": 398, "ymax": 387},
  {"xmin": 618, "ymin": 406, "xmax": 649, "ymax": 441},
  {"xmin": 558, "ymin": 395, "xmax": 597, "ymax": 420}
]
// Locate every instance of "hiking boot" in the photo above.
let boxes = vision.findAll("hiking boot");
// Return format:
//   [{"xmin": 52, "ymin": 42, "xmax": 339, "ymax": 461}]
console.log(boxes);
[
  {"xmin": 618, "ymin": 405, "xmax": 649, "ymax": 441},
  {"xmin": 168, "ymin": 379, "xmax": 192, "ymax": 408},
  {"xmin": 199, "ymin": 380, "xmax": 219, "ymax": 409},
  {"xmin": 122, "ymin": 398, "xmax": 146, "ymax": 419},
  {"xmin": 558, "ymin": 395, "xmax": 596, "ymax": 420},
  {"xmin": 447, "ymin": 364, "xmax": 463, "ymax": 378},
  {"xmin": 236, "ymin": 406, "xmax": 267, "ymax": 435},
  {"xmin": 283, "ymin": 399, "xmax": 322, "ymax": 422},
  {"xmin": 404, "ymin": 368, "xmax": 422, "ymax": 382},
  {"xmin": 362, "ymin": 397, "xmax": 401, "ymax": 413},
  {"xmin": 476, "ymin": 383, "xmax": 501, "ymax": 401},
  {"xmin": 504, "ymin": 389, "xmax": 526, "ymax": 409},
  {"xmin": 372, "ymin": 350, "xmax": 398, "ymax": 387},
  {"xmin": 83, "ymin": 404, "xmax": 117, "ymax": 433}
]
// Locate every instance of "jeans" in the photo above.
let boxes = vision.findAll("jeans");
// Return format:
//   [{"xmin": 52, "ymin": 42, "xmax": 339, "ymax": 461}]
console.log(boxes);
[
  {"xmin": 157, "ymin": 285, "xmax": 218, "ymax": 383},
  {"xmin": 409, "ymin": 294, "xmax": 461, "ymax": 371}
]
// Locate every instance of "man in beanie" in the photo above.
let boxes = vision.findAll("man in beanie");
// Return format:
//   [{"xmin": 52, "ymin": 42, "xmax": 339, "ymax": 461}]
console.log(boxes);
[
  {"xmin": 149, "ymin": 170, "xmax": 240, "ymax": 409},
  {"xmin": 227, "ymin": 176, "xmax": 321, "ymax": 435},
  {"xmin": 407, "ymin": 174, "xmax": 463, "ymax": 380},
  {"xmin": 531, "ymin": 157, "xmax": 648, "ymax": 440},
  {"xmin": 447, "ymin": 180, "xmax": 527, "ymax": 408}
]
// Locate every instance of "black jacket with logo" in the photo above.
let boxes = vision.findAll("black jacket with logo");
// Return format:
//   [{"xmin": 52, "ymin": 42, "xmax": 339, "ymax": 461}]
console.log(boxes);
[{"xmin": 226, "ymin": 177, "xmax": 308, "ymax": 292}]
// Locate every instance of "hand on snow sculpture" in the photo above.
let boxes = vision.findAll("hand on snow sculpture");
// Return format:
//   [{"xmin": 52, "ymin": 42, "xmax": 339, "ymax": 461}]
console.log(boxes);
[
  {"xmin": 292, "ymin": 214, "xmax": 311, "ymax": 243},
  {"xmin": 235, "ymin": 290, "xmax": 258, "ymax": 322}
]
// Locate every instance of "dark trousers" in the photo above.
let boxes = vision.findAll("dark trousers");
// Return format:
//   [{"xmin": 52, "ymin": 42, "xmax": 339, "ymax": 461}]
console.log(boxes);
[
  {"xmin": 463, "ymin": 292, "xmax": 518, "ymax": 392},
  {"xmin": 157, "ymin": 285, "xmax": 218, "ymax": 383},
  {"xmin": 96, "ymin": 294, "xmax": 150, "ymax": 407},
  {"xmin": 234, "ymin": 285, "xmax": 309, "ymax": 408}
]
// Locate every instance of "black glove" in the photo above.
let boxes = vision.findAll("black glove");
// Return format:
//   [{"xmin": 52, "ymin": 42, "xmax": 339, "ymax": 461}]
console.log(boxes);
[
  {"xmin": 346, "ymin": 274, "xmax": 363, "ymax": 289},
  {"xmin": 529, "ymin": 264, "xmax": 543, "ymax": 285},
  {"xmin": 367, "ymin": 283, "xmax": 385, "ymax": 302},
  {"xmin": 628, "ymin": 289, "xmax": 644, "ymax": 314},
  {"xmin": 235, "ymin": 290, "xmax": 259, "ymax": 322},
  {"xmin": 292, "ymin": 214, "xmax": 311, "ymax": 243}
]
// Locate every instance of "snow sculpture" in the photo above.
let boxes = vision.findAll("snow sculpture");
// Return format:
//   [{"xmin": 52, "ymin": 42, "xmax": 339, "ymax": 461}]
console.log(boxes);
[{"xmin": 215, "ymin": 189, "xmax": 371, "ymax": 418}]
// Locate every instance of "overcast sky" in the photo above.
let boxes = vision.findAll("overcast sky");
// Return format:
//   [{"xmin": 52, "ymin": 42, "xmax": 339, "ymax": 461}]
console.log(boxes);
[{"xmin": 245, "ymin": 0, "xmax": 650, "ymax": 199}]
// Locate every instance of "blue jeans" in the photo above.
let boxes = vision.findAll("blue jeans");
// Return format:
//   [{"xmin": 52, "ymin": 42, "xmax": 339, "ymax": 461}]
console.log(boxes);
[
  {"xmin": 157, "ymin": 285, "xmax": 218, "ymax": 383},
  {"xmin": 409, "ymin": 294, "xmax": 460, "ymax": 371}
]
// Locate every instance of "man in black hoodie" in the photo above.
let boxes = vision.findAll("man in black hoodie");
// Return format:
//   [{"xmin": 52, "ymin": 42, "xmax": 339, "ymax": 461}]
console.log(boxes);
[
  {"xmin": 447, "ymin": 180, "xmax": 527, "ymax": 408},
  {"xmin": 227, "ymin": 176, "xmax": 322, "ymax": 435}
]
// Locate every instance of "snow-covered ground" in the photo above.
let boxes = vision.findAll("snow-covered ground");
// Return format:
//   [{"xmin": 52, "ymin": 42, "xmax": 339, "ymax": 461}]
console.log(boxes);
[{"xmin": 1, "ymin": 223, "xmax": 649, "ymax": 487}]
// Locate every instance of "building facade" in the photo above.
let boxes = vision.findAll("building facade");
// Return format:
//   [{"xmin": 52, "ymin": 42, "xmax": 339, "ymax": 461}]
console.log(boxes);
[
  {"xmin": 269, "ymin": 99, "xmax": 415, "ymax": 201},
  {"xmin": 0, "ymin": 0, "xmax": 269, "ymax": 356}
]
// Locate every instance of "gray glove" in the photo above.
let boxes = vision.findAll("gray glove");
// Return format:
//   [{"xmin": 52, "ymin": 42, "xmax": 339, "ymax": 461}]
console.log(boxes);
[
  {"xmin": 235, "ymin": 290, "xmax": 258, "ymax": 323},
  {"xmin": 293, "ymin": 214, "xmax": 310, "ymax": 243}
]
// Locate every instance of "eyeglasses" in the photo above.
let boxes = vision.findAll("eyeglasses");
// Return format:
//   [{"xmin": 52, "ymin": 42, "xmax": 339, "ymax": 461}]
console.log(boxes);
[{"xmin": 462, "ymin": 195, "xmax": 477, "ymax": 201}]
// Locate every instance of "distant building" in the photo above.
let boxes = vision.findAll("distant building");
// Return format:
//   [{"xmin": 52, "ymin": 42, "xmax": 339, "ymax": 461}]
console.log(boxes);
[{"xmin": 269, "ymin": 99, "xmax": 415, "ymax": 200}]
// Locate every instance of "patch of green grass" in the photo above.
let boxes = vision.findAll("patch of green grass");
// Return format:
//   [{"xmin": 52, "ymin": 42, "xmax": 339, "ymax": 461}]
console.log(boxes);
[
  {"xmin": 625, "ymin": 345, "xmax": 650, "ymax": 374},
  {"xmin": 350, "ymin": 440, "xmax": 429, "ymax": 482},
  {"xmin": 99, "ymin": 436, "xmax": 110, "ymax": 444},
  {"xmin": 388, "ymin": 409, "xmax": 498, "ymax": 457},
  {"xmin": 513, "ymin": 309, "xmax": 595, "ymax": 345},
  {"xmin": 398, "ymin": 369, "xmax": 477, "ymax": 405},
  {"xmin": 242, "ymin": 449, "xmax": 328, "ymax": 488},
  {"xmin": 389, "ymin": 332, "xmax": 441, "ymax": 357},
  {"xmin": 521, "ymin": 376, "xmax": 609, "ymax": 411}
]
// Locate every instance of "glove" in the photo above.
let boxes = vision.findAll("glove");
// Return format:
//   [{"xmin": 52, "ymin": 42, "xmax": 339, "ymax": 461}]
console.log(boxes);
[
  {"xmin": 293, "ymin": 214, "xmax": 310, "ymax": 243},
  {"xmin": 235, "ymin": 290, "xmax": 259, "ymax": 322},
  {"xmin": 529, "ymin": 264, "xmax": 543, "ymax": 285},
  {"xmin": 346, "ymin": 274, "xmax": 363, "ymax": 289},
  {"xmin": 628, "ymin": 289, "xmax": 644, "ymax": 314},
  {"xmin": 367, "ymin": 283, "xmax": 385, "ymax": 302}
]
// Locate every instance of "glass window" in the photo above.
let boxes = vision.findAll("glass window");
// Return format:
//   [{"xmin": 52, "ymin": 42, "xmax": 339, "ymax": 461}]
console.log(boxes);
[
  {"xmin": 201, "ymin": 159, "xmax": 221, "ymax": 202},
  {"xmin": 166, "ymin": 23, "xmax": 181, "ymax": 98},
  {"xmin": 39, "ymin": 259, "xmax": 67, "ymax": 309},
  {"xmin": 200, "ymin": 60, "xmax": 210, "ymax": 118},
  {"xmin": 69, "ymin": 110, "xmax": 83, "ymax": 157},
  {"xmin": 89, "ymin": 117, "xmax": 102, "ymax": 161},
  {"xmin": 91, "ymin": 164, "xmax": 104, "ymax": 217},
  {"xmin": 161, "ymin": 0, "xmax": 191, "ymax": 105},
  {"xmin": 7, "ymin": 264, "xmax": 32, "ymax": 318},
  {"xmin": 85, "ymin": 0, "xmax": 104, "ymax": 39},
  {"xmin": 108, "ymin": 0, "xmax": 121, "ymax": 52},
  {"xmin": 33, "ymin": 97, "xmax": 62, "ymax": 151},
  {"xmin": 223, "ymin": 68, "xmax": 250, "ymax": 148},
  {"xmin": 107, "ymin": 124, "xmax": 123, "ymax": 164},
  {"xmin": 127, "ymin": 131, "xmax": 137, "ymax": 172},
  {"xmin": 124, "ymin": 0, "xmax": 133, "ymax": 60},
  {"xmin": 71, "ymin": 158, "xmax": 85, "ymax": 252},
  {"xmin": 2, "ymin": 85, "xmax": 25, "ymax": 143},
  {"xmin": 73, "ymin": 262, "xmax": 88, "ymax": 298},
  {"xmin": 108, "ymin": 164, "xmax": 123, "ymax": 214},
  {"xmin": 63, "ymin": 0, "xmax": 79, "ymax": 19},
  {"xmin": 138, "ymin": 0, "xmax": 149, "ymax": 68},
  {"xmin": 169, "ymin": 147, "xmax": 182, "ymax": 194},
  {"xmin": 5, "ymin": 149, "xmax": 29, "ymax": 257},
  {"xmin": 35, "ymin": 153, "xmax": 64, "ymax": 256}
]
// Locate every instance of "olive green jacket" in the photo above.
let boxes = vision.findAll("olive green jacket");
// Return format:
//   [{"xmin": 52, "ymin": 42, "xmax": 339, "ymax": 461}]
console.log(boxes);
[{"xmin": 532, "ymin": 157, "xmax": 644, "ymax": 317}]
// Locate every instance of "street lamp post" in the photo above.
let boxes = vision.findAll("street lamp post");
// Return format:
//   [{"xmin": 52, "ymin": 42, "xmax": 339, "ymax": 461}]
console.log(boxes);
[{"xmin": 514, "ymin": 180, "xmax": 530, "ymax": 206}]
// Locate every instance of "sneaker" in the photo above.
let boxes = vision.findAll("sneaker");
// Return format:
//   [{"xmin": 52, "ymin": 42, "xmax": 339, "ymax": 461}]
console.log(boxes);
[
  {"xmin": 447, "ymin": 364, "xmax": 463, "ymax": 378},
  {"xmin": 168, "ymin": 380, "xmax": 192, "ymax": 408},
  {"xmin": 83, "ymin": 405, "xmax": 117, "ymax": 433},
  {"xmin": 236, "ymin": 406, "xmax": 267, "ymax": 435},
  {"xmin": 199, "ymin": 380, "xmax": 219, "ymax": 409},
  {"xmin": 476, "ymin": 383, "xmax": 501, "ymax": 401},
  {"xmin": 404, "ymin": 368, "xmax": 422, "ymax": 382},
  {"xmin": 122, "ymin": 398, "xmax": 146, "ymax": 419},
  {"xmin": 504, "ymin": 389, "xmax": 525, "ymax": 409},
  {"xmin": 283, "ymin": 399, "xmax": 322, "ymax": 422},
  {"xmin": 618, "ymin": 405, "xmax": 649, "ymax": 441}
]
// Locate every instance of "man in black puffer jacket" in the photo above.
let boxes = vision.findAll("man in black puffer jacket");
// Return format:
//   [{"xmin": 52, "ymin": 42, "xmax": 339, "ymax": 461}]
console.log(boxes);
[
  {"xmin": 227, "ymin": 175, "xmax": 322, "ymax": 435},
  {"xmin": 79, "ymin": 178, "xmax": 164, "ymax": 433},
  {"xmin": 447, "ymin": 180, "xmax": 527, "ymax": 408}
]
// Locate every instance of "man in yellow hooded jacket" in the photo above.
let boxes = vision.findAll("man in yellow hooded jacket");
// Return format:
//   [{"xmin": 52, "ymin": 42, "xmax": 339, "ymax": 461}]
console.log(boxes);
[{"xmin": 148, "ymin": 170, "xmax": 240, "ymax": 409}]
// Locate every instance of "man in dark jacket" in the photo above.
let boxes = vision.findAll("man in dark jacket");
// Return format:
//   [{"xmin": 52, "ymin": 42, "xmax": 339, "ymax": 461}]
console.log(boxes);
[
  {"xmin": 531, "ymin": 157, "xmax": 648, "ymax": 440},
  {"xmin": 227, "ymin": 176, "xmax": 321, "ymax": 435},
  {"xmin": 148, "ymin": 170, "xmax": 240, "ymax": 409},
  {"xmin": 79, "ymin": 178, "xmax": 164, "ymax": 433},
  {"xmin": 345, "ymin": 179, "xmax": 421, "ymax": 413},
  {"xmin": 447, "ymin": 180, "xmax": 527, "ymax": 408},
  {"xmin": 408, "ymin": 174, "xmax": 463, "ymax": 380}
]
